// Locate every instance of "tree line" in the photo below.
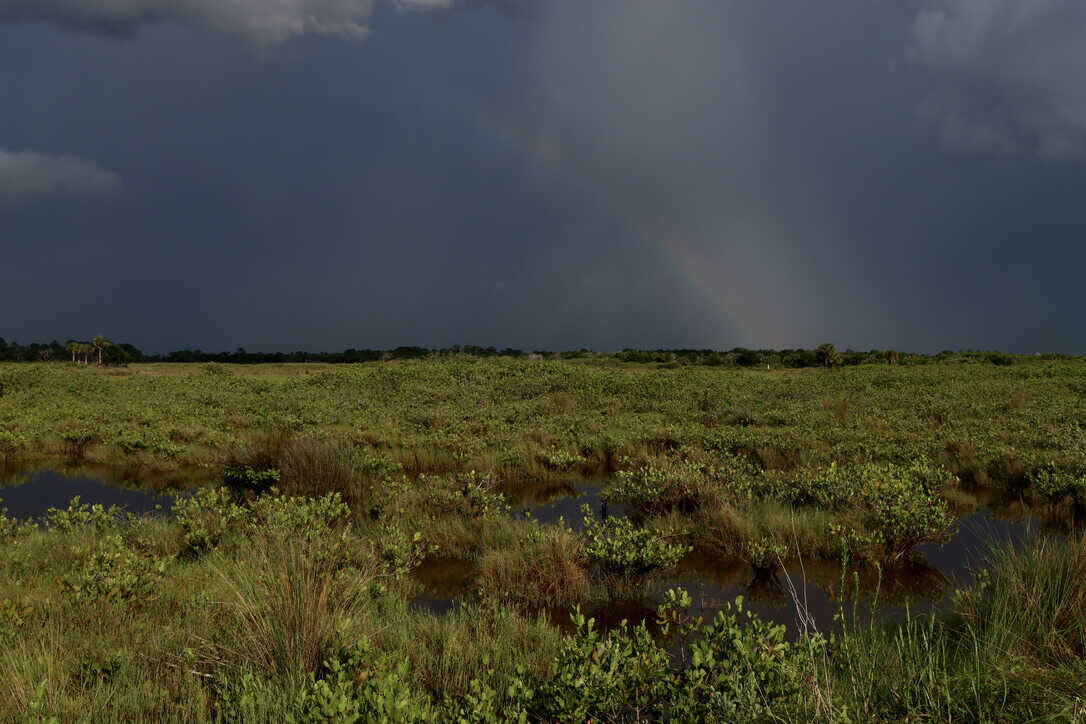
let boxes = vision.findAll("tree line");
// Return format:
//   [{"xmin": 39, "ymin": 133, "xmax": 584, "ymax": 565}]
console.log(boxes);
[
  {"xmin": 0, "ymin": 337, "xmax": 1069, "ymax": 367},
  {"xmin": 0, "ymin": 337, "xmax": 142, "ymax": 365}
]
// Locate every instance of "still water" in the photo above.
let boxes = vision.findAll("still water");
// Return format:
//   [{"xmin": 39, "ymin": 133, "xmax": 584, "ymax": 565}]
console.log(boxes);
[
  {"xmin": 2, "ymin": 466, "xmax": 1054, "ymax": 637},
  {"xmin": 0, "ymin": 466, "xmax": 199, "ymax": 518},
  {"xmin": 414, "ymin": 480, "xmax": 1051, "ymax": 636}
]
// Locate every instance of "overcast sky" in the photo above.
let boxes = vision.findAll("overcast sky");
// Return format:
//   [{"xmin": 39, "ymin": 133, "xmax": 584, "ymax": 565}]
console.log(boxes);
[{"xmin": 2, "ymin": 0, "xmax": 1084, "ymax": 353}]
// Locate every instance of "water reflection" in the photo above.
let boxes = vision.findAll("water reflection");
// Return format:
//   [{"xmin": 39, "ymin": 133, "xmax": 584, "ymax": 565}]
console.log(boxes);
[
  {"xmin": 3, "ymin": 464, "xmax": 1062, "ymax": 638},
  {"xmin": 499, "ymin": 479, "xmax": 625, "ymax": 529},
  {"xmin": 413, "ymin": 478, "xmax": 1057, "ymax": 637},
  {"xmin": 410, "ymin": 557, "xmax": 477, "ymax": 616},
  {"xmin": 0, "ymin": 465, "xmax": 207, "ymax": 519}
]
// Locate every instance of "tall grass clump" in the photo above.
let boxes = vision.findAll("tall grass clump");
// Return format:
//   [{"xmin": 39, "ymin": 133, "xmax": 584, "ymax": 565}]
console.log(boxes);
[
  {"xmin": 209, "ymin": 492, "xmax": 380, "ymax": 685},
  {"xmin": 477, "ymin": 525, "xmax": 588, "ymax": 608},
  {"xmin": 368, "ymin": 597, "xmax": 563, "ymax": 706},
  {"xmin": 224, "ymin": 430, "xmax": 397, "ymax": 512},
  {"xmin": 214, "ymin": 537, "xmax": 371, "ymax": 683},
  {"xmin": 954, "ymin": 532, "xmax": 1086, "ymax": 698},
  {"xmin": 804, "ymin": 531, "xmax": 1086, "ymax": 721}
]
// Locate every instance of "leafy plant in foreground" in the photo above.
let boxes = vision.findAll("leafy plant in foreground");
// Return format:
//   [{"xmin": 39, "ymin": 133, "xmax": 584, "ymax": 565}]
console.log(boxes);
[
  {"xmin": 62, "ymin": 534, "xmax": 168, "ymax": 605},
  {"xmin": 530, "ymin": 588, "xmax": 799, "ymax": 721}
]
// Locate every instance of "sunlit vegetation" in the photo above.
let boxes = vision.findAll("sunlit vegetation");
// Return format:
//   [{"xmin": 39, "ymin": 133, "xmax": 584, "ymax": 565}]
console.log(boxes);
[{"xmin": 1, "ymin": 356, "xmax": 1084, "ymax": 719}]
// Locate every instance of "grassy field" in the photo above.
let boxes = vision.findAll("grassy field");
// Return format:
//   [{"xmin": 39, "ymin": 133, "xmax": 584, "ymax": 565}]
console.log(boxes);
[{"xmin": 1, "ymin": 358, "xmax": 1084, "ymax": 720}]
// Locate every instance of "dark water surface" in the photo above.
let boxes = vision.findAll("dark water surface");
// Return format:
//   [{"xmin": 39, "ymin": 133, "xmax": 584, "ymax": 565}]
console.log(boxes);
[
  {"xmin": 414, "ymin": 480, "xmax": 1054, "ymax": 637},
  {"xmin": 4, "ymin": 465, "xmax": 1056, "ymax": 637},
  {"xmin": 500, "ymin": 479, "xmax": 626, "ymax": 529},
  {"xmin": 0, "ymin": 466, "xmax": 202, "ymax": 518}
]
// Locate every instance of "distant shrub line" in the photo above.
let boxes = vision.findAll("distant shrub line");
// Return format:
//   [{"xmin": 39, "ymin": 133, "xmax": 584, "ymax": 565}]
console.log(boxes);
[{"xmin": 0, "ymin": 336, "xmax": 1073, "ymax": 366}]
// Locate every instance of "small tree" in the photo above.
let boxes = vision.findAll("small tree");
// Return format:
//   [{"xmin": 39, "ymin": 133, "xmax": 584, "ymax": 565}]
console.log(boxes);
[
  {"xmin": 66, "ymin": 340, "xmax": 77, "ymax": 363},
  {"xmin": 883, "ymin": 349, "xmax": 899, "ymax": 365},
  {"xmin": 816, "ymin": 343, "xmax": 840, "ymax": 368},
  {"xmin": 92, "ymin": 335, "xmax": 110, "ymax": 367}
]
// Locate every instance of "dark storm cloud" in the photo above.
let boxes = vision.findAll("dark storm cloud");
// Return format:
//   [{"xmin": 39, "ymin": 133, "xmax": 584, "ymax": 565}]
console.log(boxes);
[
  {"xmin": 0, "ymin": 0, "xmax": 455, "ymax": 43},
  {"xmin": 0, "ymin": 148, "xmax": 121, "ymax": 202},
  {"xmin": 912, "ymin": 0, "xmax": 1086, "ymax": 160},
  {"xmin": 1, "ymin": 0, "xmax": 1085, "ymax": 353}
]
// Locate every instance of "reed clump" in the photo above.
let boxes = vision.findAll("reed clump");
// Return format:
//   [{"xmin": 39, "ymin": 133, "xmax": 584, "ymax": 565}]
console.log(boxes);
[
  {"xmin": 477, "ymin": 526, "xmax": 588, "ymax": 608},
  {"xmin": 799, "ymin": 530, "xmax": 1086, "ymax": 721}
]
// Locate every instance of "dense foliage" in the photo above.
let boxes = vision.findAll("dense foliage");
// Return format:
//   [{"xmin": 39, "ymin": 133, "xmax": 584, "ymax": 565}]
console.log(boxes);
[
  {"xmin": 1, "ymin": 358, "xmax": 1084, "ymax": 719},
  {"xmin": 1, "ymin": 488, "xmax": 1082, "ymax": 721},
  {"xmin": 1, "ymin": 335, "xmax": 1075, "ymax": 366}
]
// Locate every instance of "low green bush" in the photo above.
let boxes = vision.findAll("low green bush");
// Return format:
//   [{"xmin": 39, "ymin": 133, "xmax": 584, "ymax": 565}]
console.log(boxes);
[{"xmin": 580, "ymin": 505, "xmax": 690, "ymax": 592}]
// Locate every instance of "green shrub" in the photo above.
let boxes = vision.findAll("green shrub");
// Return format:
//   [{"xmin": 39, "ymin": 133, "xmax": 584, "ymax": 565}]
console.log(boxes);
[
  {"xmin": 297, "ymin": 648, "xmax": 434, "ymax": 722},
  {"xmin": 604, "ymin": 457, "xmax": 716, "ymax": 514},
  {"xmin": 580, "ymin": 505, "xmax": 689, "ymax": 591},
  {"xmin": 62, "ymin": 534, "xmax": 168, "ymax": 604},
  {"xmin": 423, "ymin": 471, "xmax": 507, "ymax": 518},
  {"xmin": 174, "ymin": 487, "xmax": 247, "ymax": 555},
  {"xmin": 536, "ymin": 448, "xmax": 586, "ymax": 472},
  {"xmin": 58, "ymin": 425, "xmax": 97, "ymax": 457},
  {"xmin": 1029, "ymin": 462, "xmax": 1086, "ymax": 504},
  {"xmin": 529, "ymin": 588, "xmax": 799, "ymax": 721},
  {"xmin": 222, "ymin": 465, "xmax": 281, "ymax": 492},
  {"xmin": 0, "ymin": 500, "xmax": 20, "ymax": 541},
  {"xmin": 788, "ymin": 461, "xmax": 955, "ymax": 560},
  {"xmin": 43, "ymin": 497, "xmax": 122, "ymax": 533}
]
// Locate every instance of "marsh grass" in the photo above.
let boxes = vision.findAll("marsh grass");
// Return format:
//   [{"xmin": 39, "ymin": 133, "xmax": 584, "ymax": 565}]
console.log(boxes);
[
  {"xmin": 212, "ymin": 536, "xmax": 372, "ymax": 683},
  {"xmin": 420, "ymin": 512, "xmax": 523, "ymax": 560},
  {"xmin": 701, "ymin": 501, "xmax": 839, "ymax": 565},
  {"xmin": 1, "ymin": 489, "xmax": 1083, "ymax": 720},
  {"xmin": 958, "ymin": 533, "xmax": 1086, "ymax": 681},
  {"xmin": 3, "ymin": 359, "xmax": 1086, "ymax": 719},
  {"xmin": 223, "ymin": 431, "xmax": 380, "ymax": 511},
  {"xmin": 477, "ymin": 526, "xmax": 588, "ymax": 608},
  {"xmin": 395, "ymin": 446, "xmax": 463, "ymax": 477},
  {"xmin": 369, "ymin": 597, "xmax": 562, "ymax": 702},
  {"xmin": 792, "ymin": 530, "xmax": 1086, "ymax": 721}
]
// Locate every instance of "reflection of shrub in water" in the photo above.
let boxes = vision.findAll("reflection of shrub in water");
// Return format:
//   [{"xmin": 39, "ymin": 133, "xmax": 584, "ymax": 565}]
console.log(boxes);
[{"xmin": 745, "ymin": 568, "xmax": 788, "ymax": 606}]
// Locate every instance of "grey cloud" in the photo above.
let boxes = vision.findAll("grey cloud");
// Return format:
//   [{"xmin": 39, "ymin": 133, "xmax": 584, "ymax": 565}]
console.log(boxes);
[
  {"xmin": 0, "ymin": 148, "xmax": 121, "ymax": 203},
  {"xmin": 912, "ymin": 0, "xmax": 1086, "ymax": 160},
  {"xmin": 0, "ymin": 0, "xmax": 453, "ymax": 44},
  {"xmin": 4, "ymin": 0, "xmax": 1085, "ymax": 353}
]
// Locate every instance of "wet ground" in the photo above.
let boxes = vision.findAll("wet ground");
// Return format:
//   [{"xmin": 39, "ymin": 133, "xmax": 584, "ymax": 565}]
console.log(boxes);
[
  {"xmin": 2, "ymin": 465, "xmax": 1057, "ymax": 637},
  {"xmin": 414, "ymin": 479, "xmax": 1055, "ymax": 637}
]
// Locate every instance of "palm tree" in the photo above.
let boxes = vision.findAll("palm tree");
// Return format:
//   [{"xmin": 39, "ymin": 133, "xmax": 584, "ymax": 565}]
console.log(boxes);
[
  {"xmin": 66, "ymin": 340, "xmax": 77, "ymax": 363},
  {"xmin": 92, "ymin": 335, "xmax": 110, "ymax": 367},
  {"xmin": 816, "ymin": 343, "xmax": 840, "ymax": 369}
]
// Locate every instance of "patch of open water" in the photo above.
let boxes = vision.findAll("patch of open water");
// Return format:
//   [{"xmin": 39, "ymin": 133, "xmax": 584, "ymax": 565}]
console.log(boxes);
[
  {"xmin": 4, "ymin": 465, "xmax": 1059, "ymax": 637},
  {"xmin": 499, "ymin": 479, "xmax": 625, "ymax": 529},
  {"xmin": 0, "ymin": 465, "xmax": 203, "ymax": 519},
  {"xmin": 413, "ymin": 479, "xmax": 1056, "ymax": 637}
]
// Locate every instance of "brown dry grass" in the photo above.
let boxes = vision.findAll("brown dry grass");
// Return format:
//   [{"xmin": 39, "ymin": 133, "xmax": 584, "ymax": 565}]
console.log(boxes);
[{"xmin": 477, "ymin": 527, "xmax": 589, "ymax": 608}]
